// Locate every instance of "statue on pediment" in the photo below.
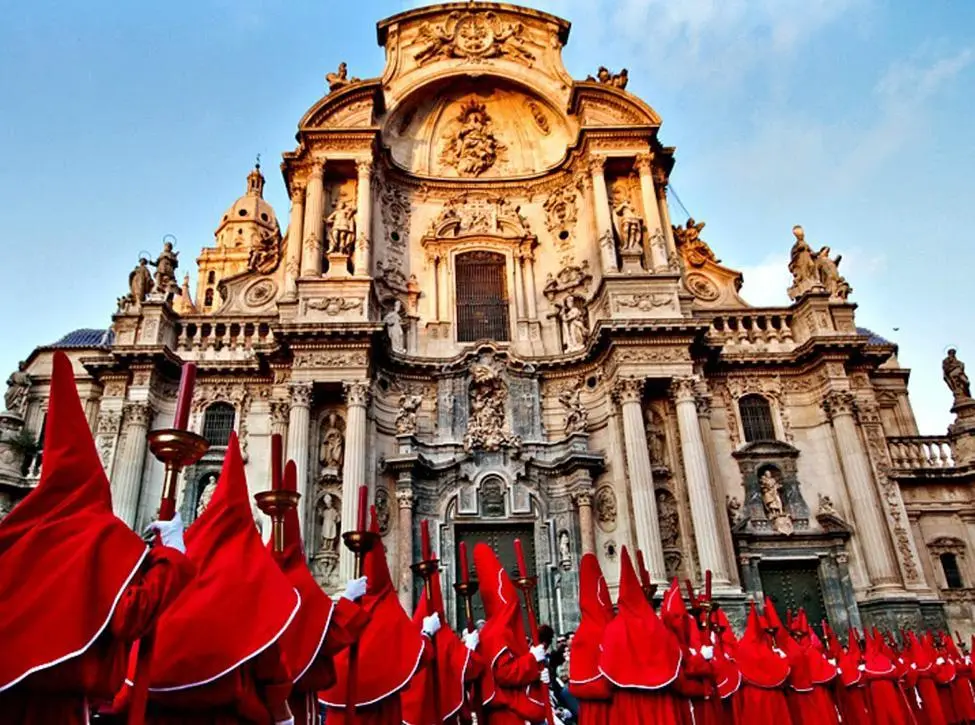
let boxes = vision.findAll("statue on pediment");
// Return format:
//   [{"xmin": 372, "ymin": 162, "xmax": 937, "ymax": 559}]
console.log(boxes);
[
  {"xmin": 325, "ymin": 62, "xmax": 359, "ymax": 93},
  {"xmin": 673, "ymin": 217, "xmax": 718, "ymax": 267}
]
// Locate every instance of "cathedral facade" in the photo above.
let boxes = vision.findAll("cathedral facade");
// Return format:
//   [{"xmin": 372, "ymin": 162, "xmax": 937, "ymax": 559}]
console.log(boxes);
[{"xmin": 3, "ymin": 2, "xmax": 975, "ymax": 637}]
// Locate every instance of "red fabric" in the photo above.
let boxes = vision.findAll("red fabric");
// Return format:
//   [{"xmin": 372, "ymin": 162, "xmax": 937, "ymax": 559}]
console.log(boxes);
[
  {"xmin": 148, "ymin": 434, "xmax": 298, "ymax": 693},
  {"xmin": 736, "ymin": 603, "xmax": 790, "ymax": 689},
  {"xmin": 577, "ymin": 700, "xmax": 613, "ymax": 725},
  {"xmin": 0, "ymin": 351, "xmax": 149, "ymax": 694},
  {"xmin": 569, "ymin": 553, "xmax": 615, "ymax": 704},
  {"xmin": 734, "ymin": 683, "xmax": 793, "ymax": 725},
  {"xmin": 402, "ymin": 569, "xmax": 480, "ymax": 725},
  {"xmin": 610, "ymin": 689, "xmax": 681, "ymax": 725},
  {"xmin": 320, "ymin": 529, "xmax": 427, "ymax": 710},
  {"xmin": 472, "ymin": 543, "xmax": 547, "ymax": 723},
  {"xmin": 0, "ymin": 547, "xmax": 193, "ymax": 725},
  {"xmin": 599, "ymin": 548, "xmax": 682, "ymax": 690},
  {"xmin": 269, "ymin": 460, "xmax": 335, "ymax": 686}
]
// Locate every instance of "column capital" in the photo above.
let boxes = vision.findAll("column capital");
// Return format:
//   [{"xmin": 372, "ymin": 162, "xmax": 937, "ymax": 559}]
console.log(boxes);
[
  {"xmin": 634, "ymin": 153, "xmax": 655, "ymax": 175},
  {"xmin": 670, "ymin": 375, "xmax": 698, "ymax": 405},
  {"xmin": 611, "ymin": 376, "xmax": 645, "ymax": 405},
  {"xmin": 587, "ymin": 155, "xmax": 606, "ymax": 175},
  {"xmin": 395, "ymin": 487, "xmax": 414, "ymax": 509},
  {"xmin": 308, "ymin": 161, "xmax": 325, "ymax": 180},
  {"xmin": 290, "ymin": 184, "xmax": 305, "ymax": 204},
  {"xmin": 269, "ymin": 399, "xmax": 291, "ymax": 426},
  {"xmin": 122, "ymin": 400, "xmax": 152, "ymax": 427},
  {"xmin": 356, "ymin": 158, "xmax": 373, "ymax": 177},
  {"xmin": 343, "ymin": 380, "xmax": 371, "ymax": 408},
  {"xmin": 289, "ymin": 381, "xmax": 313, "ymax": 408},
  {"xmin": 652, "ymin": 168, "xmax": 669, "ymax": 198},
  {"xmin": 822, "ymin": 390, "xmax": 856, "ymax": 420},
  {"xmin": 573, "ymin": 491, "xmax": 593, "ymax": 508}
]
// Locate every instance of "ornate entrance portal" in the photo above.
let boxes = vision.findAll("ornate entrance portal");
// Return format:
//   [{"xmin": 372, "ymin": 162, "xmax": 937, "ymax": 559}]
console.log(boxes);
[
  {"xmin": 759, "ymin": 559, "xmax": 827, "ymax": 637},
  {"xmin": 455, "ymin": 523, "xmax": 539, "ymax": 630}
]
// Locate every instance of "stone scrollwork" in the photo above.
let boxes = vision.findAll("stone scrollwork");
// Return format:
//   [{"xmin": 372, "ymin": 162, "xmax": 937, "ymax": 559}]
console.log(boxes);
[
  {"xmin": 427, "ymin": 193, "xmax": 531, "ymax": 239},
  {"xmin": 412, "ymin": 11, "xmax": 536, "ymax": 66},
  {"xmin": 344, "ymin": 381, "xmax": 371, "ymax": 408},
  {"xmin": 294, "ymin": 350, "xmax": 369, "ymax": 369},
  {"xmin": 543, "ymin": 186, "xmax": 578, "ymax": 249},
  {"xmin": 463, "ymin": 361, "xmax": 521, "ymax": 452},
  {"xmin": 543, "ymin": 260, "xmax": 592, "ymax": 302},
  {"xmin": 594, "ymin": 484, "xmax": 618, "ymax": 532},
  {"xmin": 612, "ymin": 376, "xmax": 645, "ymax": 405},
  {"xmin": 558, "ymin": 381, "xmax": 588, "ymax": 436},
  {"xmin": 395, "ymin": 394, "xmax": 423, "ymax": 435},
  {"xmin": 289, "ymin": 381, "xmax": 313, "ymax": 408},
  {"xmin": 374, "ymin": 486, "xmax": 391, "ymax": 536},
  {"xmin": 613, "ymin": 293, "xmax": 673, "ymax": 313}
]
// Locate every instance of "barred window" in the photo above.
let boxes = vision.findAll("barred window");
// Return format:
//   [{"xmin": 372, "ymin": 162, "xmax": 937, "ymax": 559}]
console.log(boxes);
[
  {"xmin": 739, "ymin": 394, "xmax": 776, "ymax": 442},
  {"xmin": 455, "ymin": 251, "xmax": 510, "ymax": 343},
  {"xmin": 941, "ymin": 553, "xmax": 964, "ymax": 589},
  {"xmin": 202, "ymin": 402, "xmax": 235, "ymax": 446}
]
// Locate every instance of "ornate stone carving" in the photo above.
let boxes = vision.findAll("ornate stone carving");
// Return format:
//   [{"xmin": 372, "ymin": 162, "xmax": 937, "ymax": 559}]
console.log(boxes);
[
  {"xmin": 289, "ymin": 382, "xmax": 313, "ymax": 408},
  {"xmin": 787, "ymin": 225, "xmax": 851, "ymax": 301},
  {"xmin": 558, "ymin": 383, "xmax": 588, "ymax": 435},
  {"xmin": 594, "ymin": 484, "xmax": 618, "ymax": 532},
  {"xmin": 527, "ymin": 101, "xmax": 550, "ymax": 134},
  {"xmin": 612, "ymin": 377, "xmax": 644, "ymax": 405},
  {"xmin": 412, "ymin": 11, "xmax": 535, "ymax": 66},
  {"xmin": 149, "ymin": 240, "xmax": 180, "ymax": 301},
  {"xmin": 294, "ymin": 350, "xmax": 368, "ymax": 369},
  {"xmin": 463, "ymin": 362, "xmax": 521, "ymax": 452},
  {"xmin": 558, "ymin": 529, "xmax": 572, "ymax": 570},
  {"xmin": 543, "ymin": 186, "xmax": 578, "ymax": 246},
  {"xmin": 479, "ymin": 477, "xmax": 507, "ymax": 517},
  {"xmin": 585, "ymin": 66, "xmax": 629, "ymax": 88},
  {"xmin": 822, "ymin": 390, "xmax": 856, "ymax": 420},
  {"xmin": 943, "ymin": 349, "xmax": 972, "ymax": 403},
  {"xmin": 126, "ymin": 258, "xmax": 154, "ymax": 308},
  {"xmin": 673, "ymin": 218, "xmax": 717, "ymax": 267},
  {"xmin": 319, "ymin": 412, "xmax": 345, "ymax": 475},
  {"xmin": 378, "ymin": 183, "xmax": 411, "ymax": 256},
  {"xmin": 307, "ymin": 297, "xmax": 364, "ymax": 317},
  {"xmin": 269, "ymin": 400, "xmax": 290, "ymax": 427},
  {"xmin": 325, "ymin": 62, "xmax": 360, "ymax": 92},
  {"xmin": 395, "ymin": 394, "xmax": 422, "ymax": 435},
  {"xmin": 722, "ymin": 375, "xmax": 794, "ymax": 446},
  {"xmin": 817, "ymin": 493, "xmax": 837, "ymax": 517},
  {"xmin": 427, "ymin": 193, "xmax": 531, "ymax": 238},
  {"xmin": 4, "ymin": 362, "xmax": 30, "ymax": 416},
  {"xmin": 196, "ymin": 472, "xmax": 218, "ymax": 518},
  {"xmin": 759, "ymin": 468, "xmax": 793, "ymax": 535},
  {"xmin": 685, "ymin": 272, "xmax": 720, "ymax": 302},
  {"xmin": 439, "ymin": 100, "xmax": 507, "ymax": 177},
  {"xmin": 344, "ymin": 381, "xmax": 371, "ymax": 408},
  {"xmin": 384, "ymin": 300, "xmax": 406, "ymax": 354},
  {"xmin": 375, "ymin": 260, "xmax": 420, "ymax": 314},
  {"xmin": 670, "ymin": 376, "xmax": 697, "ymax": 404},
  {"xmin": 614, "ymin": 347, "xmax": 689, "ymax": 365},
  {"xmin": 613, "ymin": 293, "xmax": 673, "ymax": 313},
  {"xmin": 318, "ymin": 491, "xmax": 341, "ymax": 552},
  {"xmin": 243, "ymin": 279, "xmax": 277, "ymax": 307},
  {"xmin": 613, "ymin": 199, "xmax": 643, "ymax": 253},
  {"xmin": 122, "ymin": 401, "xmax": 152, "ymax": 427},
  {"xmin": 374, "ymin": 486, "xmax": 391, "ymax": 536},
  {"xmin": 554, "ymin": 295, "xmax": 589, "ymax": 353},
  {"xmin": 645, "ymin": 408, "xmax": 668, "ymax": 467},
  {"xmin": 543, "ymin": 260, "xmax": 592, "ymax": 301},
  {"xmin": 247, "ymin": 231, "xmax": 281, "ymax": 275},
  {"xmin": 656, "ymin": 489, "xmax": 680, "ymax": 548},
  {"xmin": 396, "ymin": 488, "xmax": 414, "ymax": 509},
  {"xmin": 326, "ymin": 201, "xmax": 357, "ymax": 255},
  {"xmin": 727, "ymin": 496, "xmax": 743, "ymax": 525}
]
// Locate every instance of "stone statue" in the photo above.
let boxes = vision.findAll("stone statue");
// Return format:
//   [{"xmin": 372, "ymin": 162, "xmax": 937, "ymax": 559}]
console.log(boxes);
[
  {"xmin": 614, "ymin": 199, "xmax": 643, "ymax": 252},
  {"xmin": 818, "ymin": 493, "xmax": 838, "ymax": 517},
  {"xmin": 645, "ymin": 409, "xmax": 667, "ymax": 466},
  {"xmin": 673, "ymin": 217, "xmax": 717, "ymax": 266},
  {"xmin": 814, "ymin": 246, "xmax": 851, "ymax": 299},
  {"xmin": 247, "ymin": 231, "xmax": 281, "ymax": 275},
  {"xmin": 559, "ymin": 296, "xmax": 588, "ymax": 353},
  {"xmin": 558, "ymin": 387, "xmax": 588, "ymax": 435},
  {"xmin": 319, "ymin": 412, "xmax": 345, "ymax": 472},
  {"xmin": 440, "ymin": 100, "xmax": 506, "ymax": 177},
  {"xmin": 787, "ymin": 225, "xmax": 819, "ymax": 300},
  {"xmin": 196, "ymin": 473, "xmax": 218, "ymax": 518},
  {"xmin": 325, "ymin": 62, "xmax": 359, "ymax": 92},
  {"xmin": 943, "ymin": 349, "xmax": 972, "ymax": 402},
  {"xmin": 384, "ymin": 300, "xmax": 406, "ymax": 354},
  {"xmin": 319, "ymin": 492, "xmax": 340, "ymax": 552},
  {"xmin": 150, "ymin": 241, "xmax": 180, "ymax": 299},
  {"xmin": 128, "ymin": 258, "xmax": 154, "ymax": 304},
  {"xmin": 726, "ymin": 496, "xmax": 743, "ymax": 525},
  {"xmin": 558, "ymin": 530, "xmax": 571, "ymax": 568},
  {"xmin": 586, "ymin": 66, "xmax": 629, "ymax": 89},
  {"xmin": 759, "ymin": 469, "xmax": 793, "ymax": 535},
  {"xmin": 4, "ymin": 362, "xmax": 30, "ymax": 416},
  {"xmin": 463, "ymin": 362, "xmax": 521, "ymax": 452},
  {"xmin": 395, "ymin": 394, "xmax": 422, "ymax": 435},
  {"xmin": 326, "ymin": 201, "xmax": 356, "ymax": 255}
]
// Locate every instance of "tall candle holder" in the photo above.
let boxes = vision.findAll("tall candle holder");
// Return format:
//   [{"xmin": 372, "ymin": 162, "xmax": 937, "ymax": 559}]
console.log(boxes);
[
  {"xmin": 147, "ymin": 428, "xmax": 209, "ymax": 521},
  {"xmin": 411, "ymin": 556, "xmax": 443, "ymax": 723},
  {"xmin": 453, "ymin": 579, "xmax": 480, "ymax": 632},
  {"xmin": 255, "ymin": 488, "xmax": 300, "ymax": 554}
]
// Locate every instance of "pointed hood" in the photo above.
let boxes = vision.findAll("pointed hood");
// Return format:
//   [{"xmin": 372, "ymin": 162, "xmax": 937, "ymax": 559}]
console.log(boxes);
[
  {"xmin": 838, "ymin": 628, "xmax": 864, "ymax": 686},
  {"xmin": 270, "ymin": 460, "xmax": 336, "ymax": 684},
  {"xmin": 473, "ymin": 542, "xmax": 530, "ymax": 663},
  {"xmin": 149, "ymin": 434, "xmax": 299, "ymax": 690},
  {"xmin": 0, "ymin": 352, "xmax": 148, "ymax": 692},
  {"xmin": 662, "ymin": 578, "xmax": 691, "ymax": 646},
  {"xmin": 599, "ymin": 547, "xmax": 682, "ymax": 689},
  {"xmin": 569, "ymin": 553, "xmax": 615, "ymax": 692},
  {"xmin": 735, "ymin": 601, "xmax": 790, "ymax": 688},
  {"xmin": 863, "ymin": 627, "xmax": 895, "ymax": 677},
  {"xmin": 320, "ymin": 520, "xmax": 426, "ymax": 708},
  {"xmin": 402, "ymin": 567, "xmax": 473, "ymax": 725}
]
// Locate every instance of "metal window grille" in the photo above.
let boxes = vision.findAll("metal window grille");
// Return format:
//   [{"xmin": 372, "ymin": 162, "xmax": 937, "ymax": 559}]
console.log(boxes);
[
  {"xmin": 739, "ymin": 394, "xmax": 776, "ymax": 442},
  {"xmin": 455, "ymin": 251, "xmax": 510, "ymax": 342},
  {"xmin": 941, "ymin": 553, "xmax": 964, "ymax": 589},
  {"xmin": 202, "ymin": 402, "xmax": 235, "ymax": 446}
]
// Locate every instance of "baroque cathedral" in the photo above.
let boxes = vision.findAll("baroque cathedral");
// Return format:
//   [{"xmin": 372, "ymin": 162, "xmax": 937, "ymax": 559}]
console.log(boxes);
[{"xmin": 3, "ymin": 2, "xmax": 975, "ymax": 637}]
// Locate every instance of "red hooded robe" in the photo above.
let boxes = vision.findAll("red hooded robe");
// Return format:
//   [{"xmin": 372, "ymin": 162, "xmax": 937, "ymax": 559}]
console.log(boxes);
[
  {"xmin": 141, "ymin": 433, "xmax": 299, "ymax": 724},
  {"xmin": 319, "ymin": 517, "xmax": 428, "ymax": 724},
  {"xmin": 269, "ymin": 461, "xmax": 368, "ymax": 725},
  {"xmin": 401, "ymin": 566, "xmax": 483, "ymax": 725},
  {"xmin": 908, "ymin": 631, "xmax": 949, "ymax": 725},
  {"xmin": 568, "ymin": 553, "xmax": 615, "ymax": 725},
  {"xmin": 732, "ymin": 603, "xmax": 792, "ymax": 725},
  {"xmin": 862, "ymin": 628, "xmax": 913, "ymax": 725},
  {"xmin": 0, "ymin": 351, "xmax": 193, "ymax": 725},
  {"xmin": 599, "ymin": 548, "xmax": 683, "ymax": 725},
  {"xmin": 472, "ymin": 542, "xmax": 548, "ymax": 725},
  {"xmin": 769, "ymin": 604, "xmax": 837, "ymax": 725},
  {"xmin": 708, "ymin": 608, "xmax": 741, "ymax": 724},
  {"xmin": 661, "ymin": 580, "xmax": 720, "ymax": 725},
  {"xmin": 943, "ymin": 635, "xmax": 975, "ymax": 723}
]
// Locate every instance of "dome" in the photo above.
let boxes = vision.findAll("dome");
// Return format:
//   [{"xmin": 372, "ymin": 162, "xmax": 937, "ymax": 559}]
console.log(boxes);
[{"xmin": 214, "ymin": 163, "xmax": 280, "ymax": 249}]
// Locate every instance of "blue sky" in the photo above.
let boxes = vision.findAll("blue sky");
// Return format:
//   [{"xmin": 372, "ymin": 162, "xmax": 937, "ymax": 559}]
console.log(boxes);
[{"xmin": 0, "ymin": 0, "xmax": 972, "ymax": 434}]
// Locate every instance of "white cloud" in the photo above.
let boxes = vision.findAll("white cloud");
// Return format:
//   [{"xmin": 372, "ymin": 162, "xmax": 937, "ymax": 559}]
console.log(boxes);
[{"xmin": 737, "ymin": 254, "xmax": 791, "ymax": 307}]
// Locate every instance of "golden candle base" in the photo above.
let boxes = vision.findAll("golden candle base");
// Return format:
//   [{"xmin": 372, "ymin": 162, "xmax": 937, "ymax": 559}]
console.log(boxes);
[
  {"xmin": 410, "ymin": 558, "xmax": 440, "ymax": 579},
  {"xmin": 513, "ymin": 575, "xmax": 538, "ymax": 592},
  {"xmin": 453, "ymin": 580, "xmax": 480, "ymax": 598},
  {"xmin": 255, "ymin": 489, "xmax": 301, "ymax": 554},
  {"xmin": 147, "ymin": 428, "xmax": 209, "ymax": 520},
  {"xmin": 342, "ymin": 530, "xmax": 380, "ymax": 578}
]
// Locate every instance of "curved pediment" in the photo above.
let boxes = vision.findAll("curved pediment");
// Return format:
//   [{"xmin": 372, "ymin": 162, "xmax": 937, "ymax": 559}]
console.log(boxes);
[
  {"xmin": 299, "ymin": 82, "xmax": 383, "ymax": 130},
  {"xmin": 382, "ymin": 76, "xmax": 575, "ymax": 179},
  {"xmin": 569, "ymin": 84, "xmax": 661, "ymax": 127}
]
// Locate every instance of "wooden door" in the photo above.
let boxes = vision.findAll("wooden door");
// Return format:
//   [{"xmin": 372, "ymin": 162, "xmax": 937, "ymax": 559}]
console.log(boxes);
[{"xmin": 759, "ymin": 559, "xmax": 828, "ymax": 637}]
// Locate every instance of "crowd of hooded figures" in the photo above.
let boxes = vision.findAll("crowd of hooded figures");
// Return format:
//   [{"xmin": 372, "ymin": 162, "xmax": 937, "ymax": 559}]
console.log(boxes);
[{"xmin": 2, "ymin": 353, "xmax": 974, "ymax": 725}]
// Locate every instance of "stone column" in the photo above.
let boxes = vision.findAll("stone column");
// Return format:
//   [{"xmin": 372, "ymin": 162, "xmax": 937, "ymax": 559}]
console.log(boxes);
[
  {"xmin": 353, "ymin": 160, "xmax": 372, "ymax": 276},
  {"xmin": 286, "ymin": 383, "xmax": 312, "ymax": 537},
  {"xmin": 512, "ymin": 254, "xmax": 526, "ymax": 318},
  {"xmin": 635, "ymin": 154, "xmax": 668, "ymax": 272},
  {"xmin": 653, "ymin": 167, "xmax": 679, "ymax": 265},
  {"xmin": 340, "ymin": 381, "xmax": 370, "ymax": 581},
  {"xmin": 396, "ymin": 487, "xmax": 414, "ymax": 610},
  {"xmin": 283, "ymin": 185, "xmax": 305, "ymax": 297},
  {"xmin": 436, "ymin": 255, "xmax": 449, "ymax": 322},
  {"xmin": 300, "ymin": 161, "xmax": 325, "ymax": 277},
  {"xmin": 589, "ymin": 156, "xmax": 618, "ymax": 275},
  {"xmin": 575, "ymin": 492, "xmax": 596, "ymax": 555},
  {"xmin": 524, "ymin": 255, "xmax": 539, "ymax": 320},
  {"xmin": 111, "ymin": 402, "xmax": 152, "ymax": 527},
  {"xmin": 613, "ymin": 377, "xmax": 666, "ymax": 580},
  {"xmin": 824, "ymin": 391, "xmax": 901, "ymax": 589},
  {"xmin": 672, "ymin": 376, "xmax": 729, "ymax": 586}
]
